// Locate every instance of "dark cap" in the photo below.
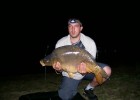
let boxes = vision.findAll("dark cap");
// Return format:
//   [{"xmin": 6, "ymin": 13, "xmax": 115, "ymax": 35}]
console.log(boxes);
[{"xmin": 68, "ymin": 18, "xmax": 82, "ymax": 26}]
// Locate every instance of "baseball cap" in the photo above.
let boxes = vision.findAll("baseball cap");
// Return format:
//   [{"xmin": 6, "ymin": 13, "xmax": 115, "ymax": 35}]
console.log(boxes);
[{"xmin": 68, "ymin": 18, "xmax": 82, "ymax": 26}]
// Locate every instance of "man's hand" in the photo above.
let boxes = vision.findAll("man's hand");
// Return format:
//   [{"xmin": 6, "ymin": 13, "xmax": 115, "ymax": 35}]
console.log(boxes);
[
  {"xmin": 77, "ymin": 62, "xmax": 87, "ymax": 74},
  {"xmin": 53, "ymin": 62, "xmax": 62, "ymax": 71}
]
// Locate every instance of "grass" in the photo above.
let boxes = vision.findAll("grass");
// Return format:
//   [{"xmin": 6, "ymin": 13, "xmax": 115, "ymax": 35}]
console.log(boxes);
[{"xmin": 0, "ymin": 63, "xmax": 139, "ymax": 100}]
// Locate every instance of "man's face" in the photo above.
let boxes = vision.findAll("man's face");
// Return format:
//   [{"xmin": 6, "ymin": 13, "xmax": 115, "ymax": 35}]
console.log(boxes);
[{"xmin": 68, "ymin": 23, "xmax": 83, "ymax": 38}]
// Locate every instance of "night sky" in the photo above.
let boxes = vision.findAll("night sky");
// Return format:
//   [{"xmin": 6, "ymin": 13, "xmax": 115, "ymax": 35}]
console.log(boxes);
[{"xmin": 1, "ymin": 9, "xmax": 135, "ymax": 76}]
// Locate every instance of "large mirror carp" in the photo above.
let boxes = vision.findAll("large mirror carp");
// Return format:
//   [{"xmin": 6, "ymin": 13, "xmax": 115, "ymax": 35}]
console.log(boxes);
[{"xmin": 40, "ymin": 45, "xmax": 108, "ymax": 85}]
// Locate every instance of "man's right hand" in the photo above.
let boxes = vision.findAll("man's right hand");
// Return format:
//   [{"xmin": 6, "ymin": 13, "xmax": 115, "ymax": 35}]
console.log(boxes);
[{"xmin": 52, "ymin": 62, "xmax": 62, "ymax": 71}]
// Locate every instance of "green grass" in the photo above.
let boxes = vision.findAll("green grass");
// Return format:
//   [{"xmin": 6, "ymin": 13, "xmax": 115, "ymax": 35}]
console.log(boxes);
[{"xmin": 0, "ymin": 63, "xmax": 139, "ymax": 100}]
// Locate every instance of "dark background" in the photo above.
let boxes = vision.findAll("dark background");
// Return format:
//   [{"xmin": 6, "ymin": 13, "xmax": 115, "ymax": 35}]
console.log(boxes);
[{"xmin": 1, "ymin": 6, "xmax": 136, "ymax": 76}]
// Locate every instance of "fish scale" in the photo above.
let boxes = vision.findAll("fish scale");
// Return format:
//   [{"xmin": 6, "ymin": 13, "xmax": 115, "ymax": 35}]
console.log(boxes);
[{"xmin": 40, "ymin": 45, "xmax": 108, "ymax": 85}]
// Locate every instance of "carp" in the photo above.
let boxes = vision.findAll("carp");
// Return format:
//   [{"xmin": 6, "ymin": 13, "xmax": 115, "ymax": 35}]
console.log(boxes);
[{"xmin": 40, "ymin": 45, "xmax": 108, "ymax": 85}]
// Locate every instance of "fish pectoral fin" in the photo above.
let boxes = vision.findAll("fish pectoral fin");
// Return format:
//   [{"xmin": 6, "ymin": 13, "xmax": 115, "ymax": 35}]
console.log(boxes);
[{"xmin": 68, "ymin": 72, "xmax": 74, "ymax": 78}]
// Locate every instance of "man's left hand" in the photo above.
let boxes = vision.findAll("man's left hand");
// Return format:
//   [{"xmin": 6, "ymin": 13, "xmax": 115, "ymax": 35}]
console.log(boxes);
[{"xmin": 77, "ymin": 62, "xmax": 87, "ymax": 74}]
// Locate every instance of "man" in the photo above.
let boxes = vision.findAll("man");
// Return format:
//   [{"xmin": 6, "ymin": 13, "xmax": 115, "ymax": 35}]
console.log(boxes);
[{"xmin": 53, "ymin": 18, "xmax": 111, "ymax": 100}]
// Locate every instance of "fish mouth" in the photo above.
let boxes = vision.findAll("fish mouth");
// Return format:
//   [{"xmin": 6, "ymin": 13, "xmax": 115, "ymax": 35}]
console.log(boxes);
[{"xmin": 40, "ymin": 60, "xmax": 45, "ymax": 66}]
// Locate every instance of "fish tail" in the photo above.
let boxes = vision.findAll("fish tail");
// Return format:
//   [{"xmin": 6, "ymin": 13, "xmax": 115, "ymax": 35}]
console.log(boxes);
[{"xmin": 95, "ymin": 73, "xmax": 104, "ymax": 85}]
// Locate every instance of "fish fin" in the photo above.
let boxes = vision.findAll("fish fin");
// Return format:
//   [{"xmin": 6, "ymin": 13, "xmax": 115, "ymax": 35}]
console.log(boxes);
[
  {"xmin": 86, "ymin": 65, "xmax": 103, "ymax": 84},
  {"xmin": 95, "ymin": 73, "xmax": 104, "ymax": 85},
  {"xmin": 87, "ymin": 65, "xmax": 108, "ymax": 85},
  {"xmin": 95, "ymin": 68, "xmax": 109, "ymax": 85},
  {"xmin": 101, "ymin": 69, "xmax": 109, "ymax": 79},
  {"xmin": 68, "ymin": 72, "xmax": 74, "ymax": 78}
]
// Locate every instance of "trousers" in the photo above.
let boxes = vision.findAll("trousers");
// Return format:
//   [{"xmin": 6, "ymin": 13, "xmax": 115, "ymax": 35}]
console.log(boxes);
[{"xmin": 58, "ymin": 62, "xmax": 107, "ymax": 100}]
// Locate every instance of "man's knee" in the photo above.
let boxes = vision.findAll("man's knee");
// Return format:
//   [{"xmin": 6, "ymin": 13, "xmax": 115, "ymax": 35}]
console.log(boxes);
[
  {"xmin": 103, "ymin": 66, "xmax": 112, "ymax": 77},
  {"xmin": 97, "ymin": 62, "xmax": 112, "ymax": 77},
  {"xmin": 58, "ymin": 89, "xmax": 76, "ymax": 100}
]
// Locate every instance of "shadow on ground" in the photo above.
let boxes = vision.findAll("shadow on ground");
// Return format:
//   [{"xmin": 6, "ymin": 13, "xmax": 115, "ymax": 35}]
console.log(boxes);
[{"xmin": 19, "ymin": 91, "xmax": 86, "ymax": 100}]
